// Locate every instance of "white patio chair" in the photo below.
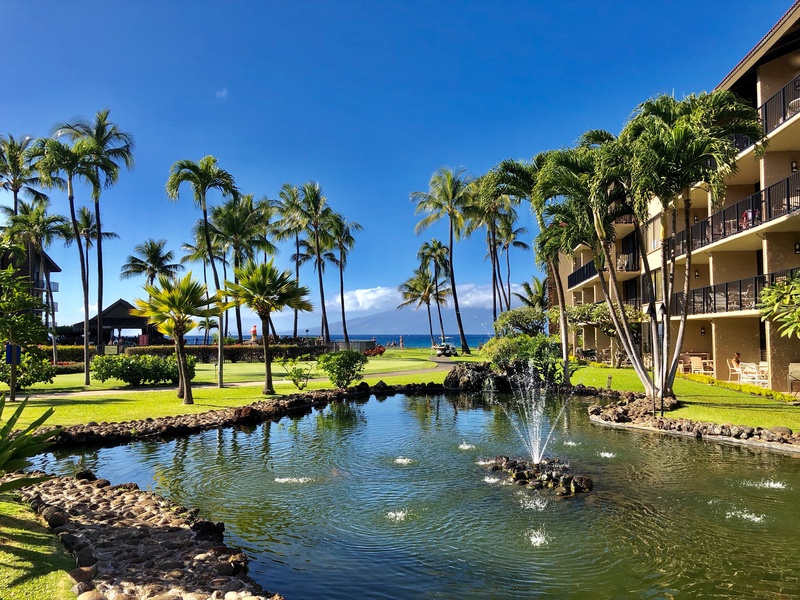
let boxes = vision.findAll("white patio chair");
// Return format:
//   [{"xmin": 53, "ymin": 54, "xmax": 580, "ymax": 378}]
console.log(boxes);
[
  {"xmin": 690, "ymin": 356, "xmax": 714, "ymax": 376},
  {"xmin": 727, "ymin": 359, "xmax": 741, "ymax": 382}
]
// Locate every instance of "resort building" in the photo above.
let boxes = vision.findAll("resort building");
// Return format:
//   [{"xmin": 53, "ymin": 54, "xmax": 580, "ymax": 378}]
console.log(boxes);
[{"xmin": 561, "ymin": 1, "xmax": 800, "ymax": 392}]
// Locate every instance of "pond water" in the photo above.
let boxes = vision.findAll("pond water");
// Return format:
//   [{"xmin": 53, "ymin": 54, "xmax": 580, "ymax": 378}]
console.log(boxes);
[{"xmin": 33, "ymin": 394, "xmax": 800, "ymax": 599}]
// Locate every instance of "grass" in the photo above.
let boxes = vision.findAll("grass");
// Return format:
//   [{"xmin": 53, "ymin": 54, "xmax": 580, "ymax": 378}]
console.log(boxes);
[
  {"xmin": 570, "ymin": 365, "xmax": 800, "ymax": 431},
  {"xmin": 0, "ymin": 496, "xmax": 75, "ymax": 600}
]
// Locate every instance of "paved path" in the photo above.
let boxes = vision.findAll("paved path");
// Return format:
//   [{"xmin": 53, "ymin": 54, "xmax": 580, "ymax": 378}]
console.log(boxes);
[{"xmin": 25, "ymin": 356, "xmax": 457, "ymax": 400}]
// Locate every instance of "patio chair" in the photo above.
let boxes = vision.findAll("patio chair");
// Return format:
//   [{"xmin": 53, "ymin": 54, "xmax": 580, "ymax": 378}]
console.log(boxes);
[
  {"xmin": 740, "ymin": 362, "xmax": 769, "ymax": 387},
  {"xmin": 690, "ymin": 356, "xmax": 714, "ymax": 376},
  {"xmin": 727, "ymin": 359, "xmax": 741, "ymax": 382},
  {"xmin": 788, "ymin": 363, "xmax": 800, "ymax": 395}
]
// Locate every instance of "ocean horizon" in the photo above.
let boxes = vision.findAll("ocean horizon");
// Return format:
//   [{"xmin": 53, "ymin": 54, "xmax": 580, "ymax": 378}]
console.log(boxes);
[{"xmin": 183, "ymin": 332, "xmax": 492, "ymax": 349}]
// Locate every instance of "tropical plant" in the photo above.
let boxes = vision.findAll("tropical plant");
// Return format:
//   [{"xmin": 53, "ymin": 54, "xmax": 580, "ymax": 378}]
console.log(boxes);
[
  {"xmin": 120, "ymin": 238, "xmax": 183, "ymax": 287},
  {"xmin": 0, "ymin": 396, "xmax": 59, "ymax": 493},
  {"xmin": 225, "ymin": 260, "xmax": 312, "ymax": 395},
  {"xmin": 4, "ymin": 198, "xmax": 68, "ymax": 362},
  {"xmin": 417, "ymin": 238, "xmax": 450, "ymax": 343},
  {"xmin": 130, "ymin": 273, "xmax": 218, "ymax": 404},
  {"xmin": 210, "ymin": 193, "xmax": 274, "ymax": 342},
  {"xmin": 35, "ymin": 137, "xmax": 105, "ymax": 384},
  {"xmin": 412, "ymin": 167, "xmax": 475, "ymax": 354},
  {"xmin": 497, "ymin": 212, "xmax": 530, "ymax": 305},
  {"xmin": 55, "ymin": 110, "xmax": 134, "ymax": 353},
  {"xmin": 329, "ymin": 212, "xmax": 362, "ymax": 346},
  {"xmin": 493, "ymin": 306, "xmax": 547, "ymax": 337},
  {"xmin": 273, "ymin": 183, "xmax": 305, "ymax": 339},
  {"xmin": 0, "ymin": 265, "xmax": 51, "ymax": 400},
  {"xmin": 513, "ymin": 276, "xmax": 547, "ymax": 310},
  {"xmin": 317, "ymin": 350, "xmax": 369, "ymax": 389},
  {"xmin": 0, "ymin": 134, "xmax": 47, "ymax": 216},
  {"xmin": 166, "ymin": 156, "xmax": 239, "ymax": 387},
  {"xmin": 280, "ymin": 355, "xmax": 315, "ymax": 390},
  {"xmin": 64, "ymin": 205, "xmax": 119, "ymax": 296},
  {"xmin": 760, "ymin": 276, "xmax": 800, "ymax": 339},
  {"xmin": 397, "ymin": 265, "xmax": 450, "ymax": 347}
]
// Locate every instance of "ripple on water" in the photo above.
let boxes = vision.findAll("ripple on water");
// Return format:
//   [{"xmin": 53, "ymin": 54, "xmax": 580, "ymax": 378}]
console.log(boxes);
[
  {"xmin": 394, "ymin": 456, "xmax": 414, "ymax": 465},
  {"xmin": 274, "ymin": 477, "xmax": 315, "ymax": 484},
  {"xmin": 459, "ymin": 442, "xmax": 476, "ymax": 450},
  {"xmin": 483, "ymin": 476, "xmax": 500, "ymax": 484},
  {"xmin": 598, "ymin": 451, "xmax": 616, "ymax": 459},
  {"xmin": 475, "ymin": 458, "xmax": 494, "ymax": 466},
  {"xmin": 528, "ymin": 527, "xmax": 549, "ymax": 547},
  {"xmin": 741, "ymin": 479, "xmax": 787, "ymax": 490},
  {"xmin": 726, "ymin": 509, "xmax": 766, "ymax": 523},
  {"xmin": 385, "ymin": 510, "xmax": 407, "ymax": 521},
  {"xmin": 563, "ymin": 440, "xmax": 578, "ymax": 447},
  {"xmin": 516, "ymin": 491, "xmax": 548, "ymax": 511}
]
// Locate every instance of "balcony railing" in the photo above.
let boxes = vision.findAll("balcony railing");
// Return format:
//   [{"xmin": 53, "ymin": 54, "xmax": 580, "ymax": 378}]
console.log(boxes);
[
  {"xmin": 669, "ymin": 171, "xmax": 800, "ymax": 257},
  {"xmin": 568, "ymin": 261, "xmax": 597, "ymax": 288},
  {"xmin": 32, "ymin": 279, "xmax": 59, "ymax": 292},
  {"xmin": 614, "ymin": 214, "xmax": 635, "ymax": 225},
  {"xmin": 670, "ymin": 267, "xmax": 800, "ymax": 316},
  {"xmin": 760, "ymin": 73, "xmax": 800, "ymax": 135}
]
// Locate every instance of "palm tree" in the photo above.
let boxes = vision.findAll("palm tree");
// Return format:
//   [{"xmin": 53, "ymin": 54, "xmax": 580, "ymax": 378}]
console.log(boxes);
[
  {"xmin": 166, "ymin": 156, "xmax": 238, "ymax": 387},
  {"xmin": 622, "ymin": 91, "xmax": 765, "ymax": 409},
  {"xmin": 0, "ymin": 134, "xmax": 48, "ymax": 216},
  {"xmin": 55, "ymin": 110, "xmax": 134, "ymax": 352},
  {"xmin": 131, "ymin": 273, "xmax": 218, "ymax": 404},
  {"xmin": 210, "ymin": 193, "xmax": 274, "ymax": 342},
  {"xmin": 397, "ymin": 266, "xmax": 450, "ymax": 347},
  {"xmin": 68, "ymin": 206, "xmax": 120, "ymax": 288},
  {"xmin": 412, "ymin": 167, "xmax": 474, "ymax": 354},
  {"xmin": 497, "ymin": 213, "xmax": 530, "ymax": 306},
  {"xmin": 35, "ymin": 138, "xmax": 103, "ymax": 384},
  {"xmin": 273, "ymin": 184, "xmax": 305, "ymax": 339},
  {"xmin": 197, "ymin": 316, "xmax": 218, "ymax": 345},
  {"xmin": 498, "ymin": 155, "xmax": 572, "ymax": 385},
  {"xmin": 417, "ymin": 239, "xmax": 450, "ymax": 343},
  {"xmin": 120, "ymin": 239, "xmax": 183, "ymax": 286},
  {"xmin": 226, "ymin": 260, "xmax": 312, "ymax": 394},
  {"xmin": 329, "ymin": 212, "xmax": 362, "ymax": 347},
  {"xmin": 5, "ymin": 198, "xmax": 68, "ymax": 362},
  {"xmin": 513, "ymin": 276, "xmax": 547, "ymax": 310},
  {"xmin": 295, "ymin": 181, "xmax": 336, "ymax": 342}
]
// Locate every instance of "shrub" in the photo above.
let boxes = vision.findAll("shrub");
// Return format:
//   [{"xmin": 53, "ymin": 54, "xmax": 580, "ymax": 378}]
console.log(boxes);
[
  {"xmin": 0, "ymin": 348, "xmax": 57, "ymax": 390},
  {"xmin": 482, "ymin": 333, "xmax": 568, "ymax": 384},
  {"xmin": 677, "ymin": 371, "xmax": 796, "ymax": 402},
  {"xmin": 280, "ymin": 355, "xmax": 315, "ymax": 390},
  {"xmin": 125, "ymin": 343, "xmax": 326, "ymax": 363},
  {"xmin": 0, "ymin": 396, "xmax": 60, "ymax": 493},
  {"xmin": 54, "ymin": 361, "xmax": 85, "ymax": 375},
  {"xmin": 91, "ymin": 354, "xmax": 196, "ymax": 387},
  {"xmin": 46, "ymin": 345, "xmax": 96, "ymax": 362},
  {"xmin": 317, "ymin": 350, "xmax": 369, "ymax": 389},
  {"xmin": 364, "ymin": 344, "xmax": 385, "ymax": 357}
]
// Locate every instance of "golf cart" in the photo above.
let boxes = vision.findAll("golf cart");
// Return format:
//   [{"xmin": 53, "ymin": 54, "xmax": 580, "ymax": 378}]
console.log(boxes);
[{"xmin": 434, "ymin": 342, "xmax": 458, "ymax": 357}]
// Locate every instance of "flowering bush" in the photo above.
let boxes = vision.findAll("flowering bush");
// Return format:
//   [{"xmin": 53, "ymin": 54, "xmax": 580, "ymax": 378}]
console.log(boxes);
[
  {"xmin": 364, "ymin": 344, "xmax": 385, "ymax": 357},
  {"xmin": 91, "ymin": 354, "xmax": 196, "ymax": 387}
]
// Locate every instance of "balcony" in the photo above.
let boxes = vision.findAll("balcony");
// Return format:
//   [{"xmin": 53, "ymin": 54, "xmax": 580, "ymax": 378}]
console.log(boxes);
[
  {"xmin": 568, "ymin": 261, "xmax": 597, "ymax": 289},
  {"xmin": 670, "ymin": 171, "xmax": 800, "ymax": 258},
  {"xmin": 760, "ymin": 73, "xmax": 800, "ymax": 135},
  {"xmin": 670, "ymin": 267, "xmax": 800, "ymax": 317},
  {"xmin": 32, "ymin": 279, "xmax": 59, "ymax": 292}
]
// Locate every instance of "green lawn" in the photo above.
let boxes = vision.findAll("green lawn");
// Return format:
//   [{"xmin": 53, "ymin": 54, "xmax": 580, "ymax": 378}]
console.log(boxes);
[
  {"xmin": 0, "ymin": 496, "xmax": 75, "ymax": 600},
  {"xmin": 571, "ymin": 365, "xmax": 800, "ymax": 431}
]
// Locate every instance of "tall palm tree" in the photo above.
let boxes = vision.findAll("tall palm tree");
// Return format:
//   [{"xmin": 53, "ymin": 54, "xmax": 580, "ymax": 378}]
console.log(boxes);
[
  {"xmin": 5, "ymin": 198, "xmax": 68, "ymax": 362},
  {"xmin": 131, "ymin": 273, "xmax": 218, "ymax": 404},
  {"xmin": 295, "ymin": 181, "xmax": 336, "ymax": 342},
  {"xmin": 329, "ymin": 212, "xmax": 362, "ymax": 347},
  {"xmin": 226, "ymin": 260, "xmax": 312, "ymax": 394},
  {"xmin": 273, "ymin": 184, "xmax": 306, "ymax": 339},
  {"xmin": 397, "ymin": 266, "xmax": 450, "ymax": 347},
  {"xmin": 412, "ymin": 167, "xmax": 474, "ymax": 354},
  {"xmin": 55, "ymin": 110, "xmax": 134, "ymax": 353},
  {"xmin": 166, "ymin": 156, "xmax": 238, "ymax": 387},
  {"xmin": 67, "ymin": 206, "xmax": 120, "ymax": 290},
  {"xmin": 120, "ymin": 239, "xmax": 183, "ymax": 286},
  {"xmin": 497, "ymin": 213, "xmax": 529, "ymax": 306},
  {"xmin": 0, "ymin": 135, "xmax": 48, "ymax": 216},
  {"xmin": 622, "ymin": 91, "xmax": 765, "ymax": 408},
  {"xmin": 417, "ymin": 239, "xmax": 450, "ymax": 343},
  {"xmin": 35, "ymin": 138, "xmax": 103, "ymax": 384},
  {"xmin": 210, "ymin": 194, "xmax": 274, "ymax": 342}
]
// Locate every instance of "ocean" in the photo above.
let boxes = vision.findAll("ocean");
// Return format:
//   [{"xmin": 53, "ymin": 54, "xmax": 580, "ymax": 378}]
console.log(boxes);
[{"xmin": 183, "ymin": 333, "xmax": 492, "ymax": 349}]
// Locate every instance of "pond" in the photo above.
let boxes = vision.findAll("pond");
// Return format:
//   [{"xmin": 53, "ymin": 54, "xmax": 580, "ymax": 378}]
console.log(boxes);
[{"xmin": 33, "ymin": 393, "xmax": 800, "ymax": 598}]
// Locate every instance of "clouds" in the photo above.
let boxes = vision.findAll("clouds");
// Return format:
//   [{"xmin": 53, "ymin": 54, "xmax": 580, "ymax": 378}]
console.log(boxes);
[{"xmin": 215, "ymin": 87, "xmax": 228, "ymax": 99}]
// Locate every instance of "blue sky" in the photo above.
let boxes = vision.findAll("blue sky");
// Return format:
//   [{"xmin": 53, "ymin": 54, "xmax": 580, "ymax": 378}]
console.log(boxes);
[{"xmin": 1, "ymin": 1, "xmax": 793, "ymax": 335}]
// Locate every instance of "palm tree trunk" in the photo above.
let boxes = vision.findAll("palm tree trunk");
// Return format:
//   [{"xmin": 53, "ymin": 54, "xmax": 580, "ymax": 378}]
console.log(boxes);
[
  {"xmin": 449, "ymin": 220, "xmax": 470, "ymax": 355},
  {"xmin": 315, "ymin": 245, "xmax": 330, "ymax": 342},
  {"xmin": 67, "ymin": 178, "xmax": 91, "ymax": 385},
  {"xmin": 426, "ymin": 302, "xmax": 435, "ymax": 347},
  {"xmin": 201, "ymin": 200, "xmax": 224, "ymax": 388},
  {"xmin": 94, "ymin": 191, "xmax": 105, "ymax": 355},
  {"xmin": 433, "ymin": 265, "xmax": 446, "ymax": 343},
  {"xmin": 261, "ymin": 315, "xmax": 274, "ymax": 394},
  {"xmin": 233, "ymin": 254, "xmax": 243, "ymax": 343},
  {"xmin": 505, "ymin": 248, "xmax": 512, "ymax": 309},
  {"xmin": 177, "ymin": 337, "xmax": 192, "ymax": 404},
  {"xmin": 339, "ymin": 257, "xmax": 349, "ymax": 347},
  {"xmin": 293, "ymin": 234, "xmax": 300, "ymax": 339},
  {"xmin": 549, "ymin": 258, "xmax": 571, "ymax": 386},
  {"xmin": 44, "ymin": 262, "xmax": 58, "ymax": 364}
]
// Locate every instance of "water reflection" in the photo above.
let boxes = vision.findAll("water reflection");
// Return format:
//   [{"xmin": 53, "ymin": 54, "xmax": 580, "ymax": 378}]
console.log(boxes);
[{"xmin": 32, "ymin": 394, "xmax": 800, "ymax": 599}]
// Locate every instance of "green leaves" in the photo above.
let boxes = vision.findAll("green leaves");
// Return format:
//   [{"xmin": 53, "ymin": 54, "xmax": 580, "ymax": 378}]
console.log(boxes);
[
  {"xmin": 0, "ymin": 396, "xmax": 59, "ymax": 493},
  {"xmin": 760, "ymin": 276, "xmax": 800, "ymax": 339}
]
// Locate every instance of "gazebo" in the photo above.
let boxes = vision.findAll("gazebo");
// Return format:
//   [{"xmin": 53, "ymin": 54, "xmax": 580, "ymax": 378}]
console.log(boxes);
[{"xmin": 71, "ymin": 298, "xmax": 150, "ymax": 347}]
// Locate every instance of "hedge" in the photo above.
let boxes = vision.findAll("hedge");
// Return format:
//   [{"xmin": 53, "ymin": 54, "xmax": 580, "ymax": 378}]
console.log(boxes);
[{"xmin": 125, "ymin": 344, "xmax": 327, "ymax": 363}]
